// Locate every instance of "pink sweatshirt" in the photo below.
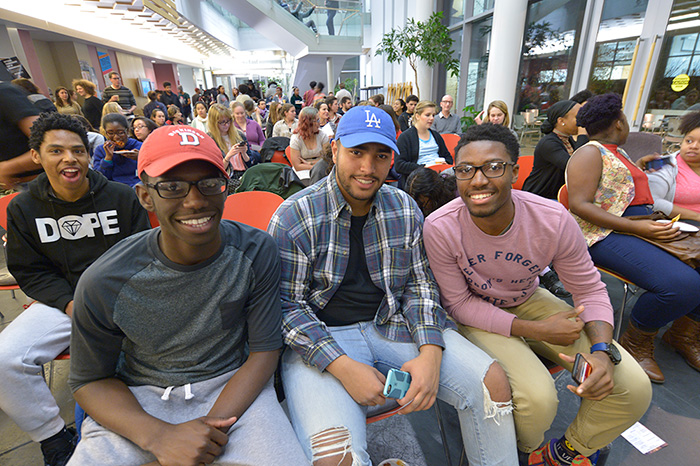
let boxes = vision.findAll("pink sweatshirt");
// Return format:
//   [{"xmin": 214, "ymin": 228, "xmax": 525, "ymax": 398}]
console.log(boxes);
[{"xmin": 423, "ymin": 190, "xmax": 613, "ymax": 337}]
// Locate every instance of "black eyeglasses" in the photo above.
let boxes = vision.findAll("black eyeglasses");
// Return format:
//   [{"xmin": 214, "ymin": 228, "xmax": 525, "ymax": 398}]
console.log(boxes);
[
  {"xmin": 454, "ymin": 161, "xmax": 515, "ymax": 180},
  {"xmin": 145, "ymin": 178, "xmax": 227, "ymax": 199}
]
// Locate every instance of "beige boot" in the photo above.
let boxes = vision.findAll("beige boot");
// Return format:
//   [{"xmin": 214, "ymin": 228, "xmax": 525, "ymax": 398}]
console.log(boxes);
[
  {"xmin": 662, "ymin": 316, "xmax": 700, "ymax": 372},
  {"xmin": 620, "ymin": 322, "xmax": 665, "ymax": 383}
]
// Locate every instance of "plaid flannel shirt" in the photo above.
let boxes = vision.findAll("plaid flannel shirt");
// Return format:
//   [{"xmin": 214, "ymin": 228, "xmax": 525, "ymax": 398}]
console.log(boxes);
[{"xmin": 268, "ymin": 170, "xmax": 452, "ymax": 372}]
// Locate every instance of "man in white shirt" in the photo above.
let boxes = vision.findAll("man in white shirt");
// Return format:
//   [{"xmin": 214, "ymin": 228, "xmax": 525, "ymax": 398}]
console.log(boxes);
[{"xmin": 433, "ymin": 94, "xmax": 461, "ymax": 135}]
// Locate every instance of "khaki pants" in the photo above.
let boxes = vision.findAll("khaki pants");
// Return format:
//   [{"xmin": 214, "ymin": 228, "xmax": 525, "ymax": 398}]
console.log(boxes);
[{"xmin": 458, "ymin": 288, "xmax": 652, "ymax": 455}]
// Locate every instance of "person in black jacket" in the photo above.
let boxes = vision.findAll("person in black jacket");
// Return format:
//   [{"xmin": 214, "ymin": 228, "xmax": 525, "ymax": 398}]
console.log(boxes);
[
  {"xmin": 159, "ymin": 81, "xmax": 182, "ymax": 112},
  {"xmin": 0, "ymin": 112, "xmax": 149, "ymax": 466},
  {"xmin": 395, "ymin": 100, "xmax": 452, "ymax": 188},
  {"xmin": 522, "ymin": 100, "xmax": 586, "ymax": 200}
]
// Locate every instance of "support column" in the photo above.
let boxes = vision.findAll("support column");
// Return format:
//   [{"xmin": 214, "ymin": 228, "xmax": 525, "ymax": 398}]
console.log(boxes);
[
  {"xmin": 326, "ymin": 57, "xmax": 334, "ymax": 94},
  {"xmin": 483, "ymin": 0, "xmax": 528, "ymax": 116},
  {"xmin": 414, "ymin": 1, "xmax": 433, "ymax": 100}
]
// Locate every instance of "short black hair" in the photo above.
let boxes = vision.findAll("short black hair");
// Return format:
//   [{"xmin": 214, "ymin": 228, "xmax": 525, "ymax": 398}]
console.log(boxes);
[
  {"xmin": 576, "ymin": 93, "xmax": 622, "ymax": 136},
  {"xmin": 101, "ymin": 112, "xmax": 129, "ymax": 130},
  {"xmin": 679, "ymin": 111, "xmax": 700, "ymax": 135},
  {"xmin": 316, "ymin": 82, "xmax": 325, "ymax": 91},
  {"xmin": 571, "ymin": 89, "xmax": 594, "ymax": 104},
  {"xmin": 163, "ymin": 81, "xmax": 171, "ymax": 88},
  {"xmin": 454, "ymin": 123, "xmax": 520, "ymax": 163},
  {"xmin": 406, "ymin": 94, "xmax": 419, "ymax": 104},
  {"xmin": 28, "ymin": 112, "xmax": 89, "ymax": 152},
  {"xmin": 339, "ymin": 96, "xmax": 351, "ymax": 106},
  {"xmin": 309, "ymin": 81, "xmax": 317, "ymax": 88},
  {"xmin": 405, "ymin": 167, "xmax": 457, "ymax": 217}
]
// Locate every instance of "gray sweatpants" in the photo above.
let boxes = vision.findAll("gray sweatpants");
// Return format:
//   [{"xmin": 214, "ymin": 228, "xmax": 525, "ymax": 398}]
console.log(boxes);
[{"xmin": 68, "ymin": 370, "xmax": 309, "ymax": 465}]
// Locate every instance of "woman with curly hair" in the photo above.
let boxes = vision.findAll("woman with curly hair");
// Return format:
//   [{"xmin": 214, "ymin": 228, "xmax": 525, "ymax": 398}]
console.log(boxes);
[
  {"xmin": 289, "ymin": 106, "xmax": 329, "ymax": 181},
  {"xmin": 54, "ymin": 86, "xmax": 83, "ymax": 116},
  {"xmin": 566, "ymin": 93, "xmax": 700, "ymax": 383},
  {"xmin": 72, "ymin": 79, "xmax": 103, "ymax": 129},
  {"xmin": 165, "ymin": 104, "xmax": 184, "ymax": 125}
]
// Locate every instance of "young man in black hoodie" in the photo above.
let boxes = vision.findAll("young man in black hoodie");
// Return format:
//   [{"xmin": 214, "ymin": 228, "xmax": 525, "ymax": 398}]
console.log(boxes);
[{"xmin": 0, "ymin": 112, "xmax": 150, "ymax": 466}]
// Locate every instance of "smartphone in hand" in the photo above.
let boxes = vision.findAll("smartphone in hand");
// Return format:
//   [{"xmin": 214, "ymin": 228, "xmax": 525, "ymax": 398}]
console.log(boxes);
[
  {"xmin": 646, "ymin": 156, "xmax": 672, "ymax": 170},
  {"xmin": 572, "ymin": 353, "xmax": 591, "ymax": 385},
  {"xmin": 383, "ymin": 368, "xmax": 412, "ymax": 399}
]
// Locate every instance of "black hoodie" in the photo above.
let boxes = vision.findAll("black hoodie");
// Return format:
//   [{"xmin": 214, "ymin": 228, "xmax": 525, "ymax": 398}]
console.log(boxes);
[{"xmin": 6, "ymin": 170, "xmax": 150, "ymax": 312}]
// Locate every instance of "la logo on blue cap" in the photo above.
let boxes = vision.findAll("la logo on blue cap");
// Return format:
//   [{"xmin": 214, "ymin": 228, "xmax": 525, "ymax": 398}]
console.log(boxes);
[{"xmin": 365, "ymin": 109, "xmax": 381, "ymax": 128}]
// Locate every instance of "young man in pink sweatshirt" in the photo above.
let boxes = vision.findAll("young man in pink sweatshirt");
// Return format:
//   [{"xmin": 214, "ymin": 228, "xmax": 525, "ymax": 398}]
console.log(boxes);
[{"xmin": 423, "ymin": 123, "xmax": 651, "ymax": 466}]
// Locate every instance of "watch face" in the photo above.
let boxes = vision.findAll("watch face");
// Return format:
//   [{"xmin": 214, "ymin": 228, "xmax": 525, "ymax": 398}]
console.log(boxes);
[{"xmin": 609, "ymin": 343, "xmax": 621, "ymax": 363}]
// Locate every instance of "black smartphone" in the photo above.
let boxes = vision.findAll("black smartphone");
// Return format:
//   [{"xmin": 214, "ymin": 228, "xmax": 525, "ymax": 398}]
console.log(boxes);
[
  {"xmin": 646, "ymin": 156, "xmax": 672, "ymax": 170},
  {"xmin": 572, "ymin": 353, "xmax": 591, "ymax": 385}
]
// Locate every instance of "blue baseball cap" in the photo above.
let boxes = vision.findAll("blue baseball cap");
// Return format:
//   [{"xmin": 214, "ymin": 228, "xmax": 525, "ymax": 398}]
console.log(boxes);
[{"xmin": 335, "ymin": 106, "xmax": 399, "ymax": 154}]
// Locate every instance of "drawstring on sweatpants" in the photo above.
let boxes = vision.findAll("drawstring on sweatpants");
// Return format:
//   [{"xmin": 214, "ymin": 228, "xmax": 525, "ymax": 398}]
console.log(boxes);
[{"xmin": 161, "ymin": 383, "xmax": 195, "ymax": 401}]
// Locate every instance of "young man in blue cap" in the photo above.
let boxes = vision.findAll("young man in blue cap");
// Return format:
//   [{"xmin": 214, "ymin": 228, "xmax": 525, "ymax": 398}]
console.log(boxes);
[{"xmin": 268, "ymin": 106, "xmax": 518, "ymax": 466}]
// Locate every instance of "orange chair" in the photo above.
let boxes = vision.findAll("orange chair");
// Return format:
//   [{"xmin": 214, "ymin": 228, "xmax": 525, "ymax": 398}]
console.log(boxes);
[
  {"xmin": 441, "ymin": 133, "xmax": 461, "ymax": 158},
  {"xmin": 512, "ymin": 155, "xmax": 533, "ymax": 190},
  {"xmin": 271, "ymin": 150, "xmax": 292, "ymax": 167},
  {"xmin": 557, "ymin": 184, "xmax": 633, "ymax": 340},
  {"xmin": 427, "ymin": 163, "xmax": 454, "ymax": 174},
  {"xmin": 222, "ymin": 191, "xmax": 285, "ymax": 230},
  {"xmin": 0, "ymin": 192, "xmax": 22, "ymax": 309},
  {"xmin": 284, "ymin": 146, "xmax": 294, "ymax": 167}
]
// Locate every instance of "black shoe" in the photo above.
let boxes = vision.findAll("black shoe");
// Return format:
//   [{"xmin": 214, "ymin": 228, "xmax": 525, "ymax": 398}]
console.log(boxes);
[
  {"xmin": 41, "ymin": 426, "xmax": 77, "ymax": 466},
  {"xmin": 518, "ymin": 449, "xmax": 530, "ymax": 466},
  {"xmin": 540, "ymin": 270, "xmax": 571, "ymax": 299}
]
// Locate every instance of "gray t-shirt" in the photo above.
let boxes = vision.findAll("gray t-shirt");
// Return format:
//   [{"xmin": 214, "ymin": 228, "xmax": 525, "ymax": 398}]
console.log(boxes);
[{"xmin": 69, "ymin": 221, "xmax": 283, "ymax": 391}]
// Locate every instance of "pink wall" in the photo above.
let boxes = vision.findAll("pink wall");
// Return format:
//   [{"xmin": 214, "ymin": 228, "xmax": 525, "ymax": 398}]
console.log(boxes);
[
  {"xmin": 153, "ymin": 63, "xmax": 178, "ymax": 90},
  {"xmin": 141, "ymin": 58, "xmax": 156, "ymax": 85},
  {"xmin": 17, "ymin": 29, "xmax": 48, "ymax": 95},
  {"xmin": 87, "ymin": 45, "xmax": 105, "ymax": 91}
]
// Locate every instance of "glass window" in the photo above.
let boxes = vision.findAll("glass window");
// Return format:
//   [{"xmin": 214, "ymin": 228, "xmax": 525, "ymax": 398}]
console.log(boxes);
[
  {"xmin": 514, "ymin": 0, "xmax": 586, "ymax": 113},
  {"xmin": 464, "ymin": 16, "xmax": 493, "ymax": 111},
  {"xmin": 646, "ymin": 0, "xmax": 700, "ymax": 113},
  {"xmin": 473, "ymin": 0, "xmax": 495, "ymax": 16},
  {"xmin": 447, "ymin": 0, "xmax": 465, "ymax": 25},
  {"xmin": 445, "ymin": 28, "xmax": 463, "ymax": 100}
]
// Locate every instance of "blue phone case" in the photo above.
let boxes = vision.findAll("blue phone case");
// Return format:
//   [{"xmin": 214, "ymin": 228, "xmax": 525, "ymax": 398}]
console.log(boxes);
[{"xmin": 383, "ymin": 369, "xmax": 412, "ymax": 399}]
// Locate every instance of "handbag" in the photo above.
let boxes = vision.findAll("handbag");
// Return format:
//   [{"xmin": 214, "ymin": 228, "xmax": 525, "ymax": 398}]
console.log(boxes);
[{"xmin": 625, "ymin": 213, "xmax": 700, "ymax": 268}]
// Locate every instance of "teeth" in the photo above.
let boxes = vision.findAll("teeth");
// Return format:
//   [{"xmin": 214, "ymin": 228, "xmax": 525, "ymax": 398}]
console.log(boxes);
[
  {"xmin": 356, "ymin": 179, "xmax": 373, "ymax": 185},
  {"xmin": 471, "ymin": 193, "xmax": 492, "ymax": 200},
  {"xmin": 180, "ymin": 216, "xmax": 213, "ymax": 226}
]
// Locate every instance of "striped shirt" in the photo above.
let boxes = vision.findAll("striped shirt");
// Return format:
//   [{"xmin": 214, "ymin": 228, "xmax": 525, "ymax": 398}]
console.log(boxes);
[
  {"xmin": 268, "ymin": 170, "xmax": 451, "ymax": 371},
  {"xmin": 101, "ymin": 86, "xmax": 136, "ymax": 113}
]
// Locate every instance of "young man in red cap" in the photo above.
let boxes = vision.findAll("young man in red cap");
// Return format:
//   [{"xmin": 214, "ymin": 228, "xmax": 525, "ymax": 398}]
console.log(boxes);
[{"xmin": 67, "ymin": 126, "xmax": 306, "ymax": 465}]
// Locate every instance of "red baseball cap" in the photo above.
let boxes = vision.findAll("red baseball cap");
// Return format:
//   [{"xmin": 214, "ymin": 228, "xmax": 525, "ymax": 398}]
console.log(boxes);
[{"xmin": 137, "ymin": 125, "xmax": 228, "ymax": 178}]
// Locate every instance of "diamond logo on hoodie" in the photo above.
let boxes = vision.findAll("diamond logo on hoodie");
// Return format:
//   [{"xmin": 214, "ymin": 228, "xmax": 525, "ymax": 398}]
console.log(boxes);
[{"xmin": 62, "ymin": 219, "xmax": 83, "ymax": 236}]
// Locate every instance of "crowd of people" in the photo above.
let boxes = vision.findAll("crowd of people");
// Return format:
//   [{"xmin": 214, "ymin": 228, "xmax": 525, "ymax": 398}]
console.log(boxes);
[{"xmin": 1, "ymin": 70, "xmax": 699, "ymax": 466}]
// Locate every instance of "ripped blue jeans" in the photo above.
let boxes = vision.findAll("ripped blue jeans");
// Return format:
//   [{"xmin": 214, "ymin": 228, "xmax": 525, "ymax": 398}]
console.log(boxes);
[{"xmin": 281, "ymin": 323, "xmax": 517, "ymax": 466}]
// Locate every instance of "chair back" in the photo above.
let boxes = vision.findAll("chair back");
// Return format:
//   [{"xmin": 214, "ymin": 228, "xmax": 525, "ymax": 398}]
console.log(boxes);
[
  {"xmin": 621, "ymin": 132, "xmax": 663, "ymax": 163},
  {"xmin": 271, "ymin": 150, "xmax": 291, "ymax": 166},
  {"xmin": 557, "ymin": 184, "xmax": 569, "ymax": 210},
  {"xmin": 222, "ymin": 191, "xmax": 284, "ymax": 230},
  {"xmin": 440, "ymin": 133, "xmax": 461, "ymax": 157},
  {"xmin": 285, "ymin": 145, "xmax": 293, "ymax": 163},
  {"xmin": 428, "ymin": 164, "xmax": 453, "ymax": 174},
  {"xmin": 513, "ymin": 155, "xmax": 534, "ymax": 190},
  {"xmin": 0, "ymin": 192, "xmax": 20, "ymax": 230}
]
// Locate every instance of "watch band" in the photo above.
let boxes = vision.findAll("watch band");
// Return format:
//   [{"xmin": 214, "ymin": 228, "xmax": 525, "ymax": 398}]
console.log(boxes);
[{"xmin": 590, "ymin": 342, "xmax": 609, "ymax": 353}]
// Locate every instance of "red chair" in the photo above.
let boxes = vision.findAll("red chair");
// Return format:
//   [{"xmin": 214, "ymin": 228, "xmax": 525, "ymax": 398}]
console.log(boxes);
[
  {"xmin": 512, "ymin": 155, "xmax": 533, "ymax": 190},
  {"xmin": 222, "ymin": 191, "xmax": 285, "ymax": 230},
  {"xmin": 271, "ymin": 150, "xmax": 292, "ymax": 167},
  {"xmin": 440, "ymin": 133, "xmax": 461, "ymax": 158},
  {"xmin": 557, "ymin": 184, "xmax": 633, "ymax": 340},
  {"xmin": 284, "ymin": 146, "xmax": 294, "ymax": 167},
  {"xmin": 427, "ymin": 163, "xmax": 454, "ymax": 174},
  {"xmin": 0, "ymin": 192, "xmax": 22, "ymax": 310}
]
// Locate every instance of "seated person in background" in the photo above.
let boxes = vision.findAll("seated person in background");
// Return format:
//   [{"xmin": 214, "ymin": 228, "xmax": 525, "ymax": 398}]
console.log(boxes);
[
  {"xmin": 165, "ymin": 104, "xmax": 184, "ymax": 125},
  {"xmin": 339, "ymin": 95, "xmax": 353, "ymax": 116},
  {"xmin": 266, "ymin": 102, "xmax": 281, "ymax": 139},
  {"xmin": 522, "ymin": 100, "xmax": 585, "ymax": 200},
  {"xmin": 130, "ymin": 117, "xmax": 158, "ymax": 143},
  {"xmin": 405, "ymin": 166, "xmax": 457, "ymax": 217},
  {"xmin": 272, "ymin": 103, "xmax": 298, "ymax": 138},
  {"xmin": 269, "ymin": 106, "xmax": 517, "ymax": 466},
  {"xmin": 566, "ymin": 93, "xmax": 700, "ymax": 383},
  {"xmin": 232, "ymin": 101, "xmax": 265, "ymax": 151},
  {"xmin": 12, "ymin": 78, "xmax": 57, "ymax": 114},
  {"xmin": 191, "ymin": 101, "xmax": 209, "ymax": 132},
  {"xmin": 289, "ymin": 107, "xmax": 329, "ymax": 183},
  {"xmin": 207, "ymin": 104, "xmax": 257, "ymax": 184},
  {"xmin": 314, "ymin": 100, "xmax": 335, "ymax": 138},
  {"xmin": 308, "ymin": 142, "xmax": 333, "ymax": 185},
  {"xmin": 54, "ymin": 86, "xmax": 83, "ymax": 116},
  {"xmin": 143, "ymin": 91, "xmax": 166, "ymax": 125},
  {"xmin": 424, "ymin": 123, "xmax": 651, "ymax": 466},
  {"xmin": 93, "ymin": 113, "xmax": 141, "ymax": 187},
  {"xmin": 647, "ymin": 110, "xmax": 700, "ymax": 225},
  {"xmin": 67, "ymin": 126, "xmax": 306, "ymax": 465},
  {"xmin": 433, "ymin": 94, "xmax": 461, "ymax": 135},
  {"xmin": 0, "ymin": 112, "xmax": 149, "ymax": 466},
  {"xmin": 397, "ymin": 94, "xmax": 418, "ymax": 132},
  {"xmin": 150, "ymin": 108, "xmax": 166, "ymax": 127},
  {"xmin": 396, "ymin": 101, "xmax": 452, "ymax": 189}
]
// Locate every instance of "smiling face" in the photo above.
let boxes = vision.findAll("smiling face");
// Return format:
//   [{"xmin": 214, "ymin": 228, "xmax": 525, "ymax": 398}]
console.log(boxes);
[
  {"xmin": 392, "ymin": 100, "xmax": 402, "ymax": 114},
  {"xmin": 75, "ymin": 85, "xmax": 86, "ymax": 97},
  {"xmin": 136, "ymin": 160, "xmax": 225, "ymax": 265},
  {"xmin": 332, "ymin": 141, "xmax": 393, "ymax": 216},
  {"xmin": 488, "ymin": 107, "xmax": 506, "ymax": 125},
  {"xmin": 31, "ymin": 129, "xmax": 90, "ymax": 202},
  {"xmin": 680, "ymin": 127, "xmax": 700, "ymax": 169},
  {"xmin": 318, "ymin": 103, "xmax": 329, "ymax": 121},
  {"xmin": 455, "ymin": 140, "xmax": 518, "ymax": 235},
  {"xmin": 232, "ymin": 105, "xmax": 246, "ymax": 124}
]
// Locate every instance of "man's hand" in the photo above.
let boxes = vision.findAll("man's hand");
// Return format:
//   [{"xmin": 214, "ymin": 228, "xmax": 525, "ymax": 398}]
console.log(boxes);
[
  {"xmin": 398, "ymin": 344, "xmax": 442, "ymax": 413},
  {"xmin": 560, "ymin": 352, "xmax": 614, "ymax": 401},
  {"xmin": 109, "ymin": 95, "xmax": 119, "ymax": 103},
  {"xmin": 147, "ymin": 416, "xmax": 236, "ymax": 466},
  {"xmin": 326, "ymin": 355, "xmax": 386, "ymax": 406},
  {"xmin": 532, "ymin": 306, "xmax": 585, "ymax": 345},
  {"xmin": 64, "ymin": 300, "xmax": 74, "ymax": 318}
]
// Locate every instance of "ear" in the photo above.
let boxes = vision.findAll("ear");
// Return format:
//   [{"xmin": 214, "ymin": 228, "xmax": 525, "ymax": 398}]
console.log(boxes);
[
  {"xmin": 30, "ymin": 149, "xmax": 42, "ymax": 166},
  {"xmin": 511, "ymin": 161, "xmax": 520, "ymax": 185},
  {"xmin": 135, "ymin": 183, "xmax": 156, "ymax": 213},
  {"xmin": 331, "ymin": 139, "xmax": 339, "ymax": 165}
]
